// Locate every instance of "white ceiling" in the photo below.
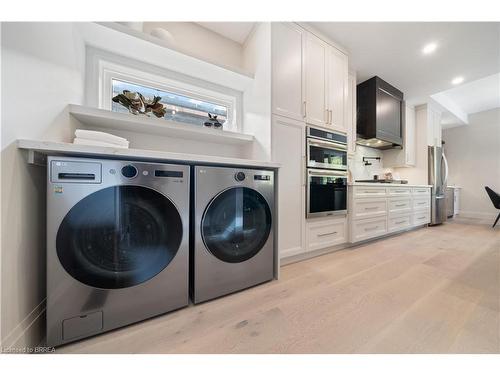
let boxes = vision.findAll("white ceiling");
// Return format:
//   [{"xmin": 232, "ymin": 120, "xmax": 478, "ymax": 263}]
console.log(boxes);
[
  {"xmin": 434, "ymin": 73, "xmax": 500, "ymax": 128},
  {"xmin": 310, "ymin": 22, "xmax": 500, "ymax": 107},
  {"xmin": 196, "ymin": 22, "xmax": 255, "ymax": 44}
]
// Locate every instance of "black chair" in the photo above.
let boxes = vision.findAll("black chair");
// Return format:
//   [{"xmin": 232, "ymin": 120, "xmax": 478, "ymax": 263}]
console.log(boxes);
[{"xmin": 485, "ymin": 186, "xmax": 500, "ymax": 228}]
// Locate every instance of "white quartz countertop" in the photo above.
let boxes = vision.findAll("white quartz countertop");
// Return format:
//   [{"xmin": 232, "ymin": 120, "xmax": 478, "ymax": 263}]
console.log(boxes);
[
  {"xmin": 349, "ymin": 182, "xmax": 432, "ymax": 188},
  {"xmin": 17, "ymin": 139, "xmax": 281, "ymax": 169}
]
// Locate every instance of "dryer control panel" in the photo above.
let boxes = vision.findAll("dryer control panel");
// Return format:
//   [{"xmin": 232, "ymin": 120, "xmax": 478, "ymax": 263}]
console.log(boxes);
[{"xmin": 50, "ymin": 160, "xmax": 102, "ymax": 184}]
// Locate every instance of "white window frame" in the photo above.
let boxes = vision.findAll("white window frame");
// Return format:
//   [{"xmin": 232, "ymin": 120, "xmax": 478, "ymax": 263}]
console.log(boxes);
[{"xmin": 85, "ymin": 48, "xmax": 242, "ymax": 132}]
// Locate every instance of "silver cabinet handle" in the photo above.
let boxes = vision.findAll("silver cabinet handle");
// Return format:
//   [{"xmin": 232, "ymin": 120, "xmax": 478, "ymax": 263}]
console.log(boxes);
[
  {"xmin": 325, "ymin": 108, "xmax": 329, "ymax": 124},
  {"xmin": 365, "ymin": 226, "xmax": 379, "ymax": 231},
  {"xmin": 303, "ymin": 101, "xmax": 307, "ymax": 118},
  {"xmin": 365, "ymin": 206, "xmax": 379, "ymax": 210},
  {"xmin": 395, "ymin": 203, "xmax": 406, "ymax": 207},
  {"xmin": 330, "ymin": 109, "xmax": 333, "ymax": 125},
  {"xmin": 395, "ymin": 220, "xmax": 406, "ymax": 224},
  {"xmin": 318, "ymin": 231, "xmax": 337, "ymax": 237},
  {"xmin": 417, "ymin": 216, "xmax": 425, "ymax": 220}
]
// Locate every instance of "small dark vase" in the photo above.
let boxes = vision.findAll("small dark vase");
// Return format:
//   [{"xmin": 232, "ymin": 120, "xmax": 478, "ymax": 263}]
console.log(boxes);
[{"xmin": 204, "ymin": 113, "xmax": 223, "ymax": 129}]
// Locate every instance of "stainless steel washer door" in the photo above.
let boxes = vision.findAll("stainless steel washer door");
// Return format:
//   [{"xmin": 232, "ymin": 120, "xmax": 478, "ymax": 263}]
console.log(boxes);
[
  {"xmin": 56, "ymin": 185, "xmax": 183, "ymax": 289},
  {"xmin": 201, "ymin": 187, "xmax": 272, "ymax": 263}
]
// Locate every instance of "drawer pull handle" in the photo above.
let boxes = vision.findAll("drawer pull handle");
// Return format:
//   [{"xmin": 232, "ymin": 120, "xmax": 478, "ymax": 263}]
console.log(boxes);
[
  {"xmin": 318, "ymin": 231, "xmax": 337, "ymax": 237},
  {"xmin": 417, "ymin": 216, "xmax": 425, "ymax": 220},
  {"xmin": 395, "ymin": 203, "xmax": 406, "ymax": 207},
  {"xmin": 395, "ymin": 220, "xmax": 406, "ymax": 224},
  {"xmin": 365, "ymin": 206, "xmax": 379, "ymax": 210},
  {"xmin": 417, "ymin": 201, "xmax": 427, "ymax": 205},
  {"xmin": 365, "ymin": 226, "xmax": 379, "ymax": 231},
  {"xmin": 395, "ymin": 190, "xmax": 406, "ymax": 193}
]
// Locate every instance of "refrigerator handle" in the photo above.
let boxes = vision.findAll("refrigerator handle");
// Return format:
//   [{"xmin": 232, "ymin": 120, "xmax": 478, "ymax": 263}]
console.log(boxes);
[{"xmin": 442, "ymin": 152, "xmax": 449, "ymax": 188}]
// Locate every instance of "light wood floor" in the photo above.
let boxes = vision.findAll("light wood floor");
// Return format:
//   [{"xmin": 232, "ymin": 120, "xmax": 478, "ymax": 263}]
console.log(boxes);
[{"xmin": 57, "ymin": 221, "xmax": 500, "ymax": 354}]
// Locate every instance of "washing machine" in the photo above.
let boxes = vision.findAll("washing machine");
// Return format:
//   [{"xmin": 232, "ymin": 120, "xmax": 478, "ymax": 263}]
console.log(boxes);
[
  {"xmin": 191, "ymin": 165, "xmax": 275, "ymax": 303},
  {"xmin": 46, "ymin": 156, "xmax": 189, "ymax": 347}
]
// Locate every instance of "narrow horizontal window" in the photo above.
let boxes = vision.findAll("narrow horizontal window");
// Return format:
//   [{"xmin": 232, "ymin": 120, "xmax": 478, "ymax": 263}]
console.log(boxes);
[{"xmin": 111, "ymin": 79, "xmax": 228, "ymax": 128}]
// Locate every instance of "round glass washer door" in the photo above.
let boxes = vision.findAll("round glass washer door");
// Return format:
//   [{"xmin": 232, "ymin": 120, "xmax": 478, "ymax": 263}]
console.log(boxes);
[
  {"xmin": 56, "ymin": 185, "xmax": 183, "ymax": 289},
  {"xmin": 201, "ymin": 187, "xmax": 272, "ymax": 263}
]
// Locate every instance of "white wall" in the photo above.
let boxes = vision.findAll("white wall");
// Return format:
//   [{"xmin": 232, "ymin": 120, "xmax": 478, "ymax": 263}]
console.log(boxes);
[
  {"xmin": 241, "ymin": 23, "xmax": 272, "ymax": 161},
  {"xmin": 349, "ymin": 146, "xmax": 386, "ymax": 181},
  {"xmin": 1, "ymin": 22, "xmax": 86, "ymax": 349},
  {"xmin": 143, "ymin": 22, "xmax": 244, "ymax": 71},
  {"xmin": 442, "ymin": 108, "xmax": 500, "ymax": 220}
]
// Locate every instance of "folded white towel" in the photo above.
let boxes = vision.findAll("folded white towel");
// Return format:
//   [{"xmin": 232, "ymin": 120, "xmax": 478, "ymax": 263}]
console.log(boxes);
[
  {"xmin": 73, "ymin": 138, "xmax": 128, "ymax": 148},
  {"xmin": 75, "ymin": 129, "xmax": 129, "ymax": 147}
]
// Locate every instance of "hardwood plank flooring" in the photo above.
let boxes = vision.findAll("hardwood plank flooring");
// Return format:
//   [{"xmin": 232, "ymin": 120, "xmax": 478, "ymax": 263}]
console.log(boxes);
[{"xmin": 56, "ymin": 221, "xmax": 500, "ymax": 354}]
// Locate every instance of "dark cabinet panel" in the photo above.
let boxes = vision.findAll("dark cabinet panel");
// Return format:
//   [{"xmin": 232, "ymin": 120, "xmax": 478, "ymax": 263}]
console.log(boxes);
[{"xmin": 356, "ymin": 76, "xmax": 404, "ymax": 149}]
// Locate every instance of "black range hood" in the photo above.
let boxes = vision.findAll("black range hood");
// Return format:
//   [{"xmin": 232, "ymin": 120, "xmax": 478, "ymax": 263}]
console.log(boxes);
[{"xmin": 356, "ymin": 76, "xmax": 404, "ymax": 149}]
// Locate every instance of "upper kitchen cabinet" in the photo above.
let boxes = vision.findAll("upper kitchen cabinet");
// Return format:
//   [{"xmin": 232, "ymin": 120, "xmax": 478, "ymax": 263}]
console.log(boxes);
[
  {"xmin": 304, "ymin": 32, "xmax": 328, "ymax": 127},
  {"xmin": 384, "ymin": 104, "xmax": 416, "ymax": 167},
  {"xmin": 327, "ymin": 46, "xmax": 349, "ymax": 133},
  {"xmin": 271, "ymin": 23, "xmax": 349, "ymax": 133},
  {"xmin": 272, "ymin": 23, "xmax": 305, "ymax": 121},
  {"xmin": 304, "ymin": 32, "xmax": 349, "ymax": 130},
  {"xmin": 347, "ymin": 71, "xmax": 357, "ymax": 155}
]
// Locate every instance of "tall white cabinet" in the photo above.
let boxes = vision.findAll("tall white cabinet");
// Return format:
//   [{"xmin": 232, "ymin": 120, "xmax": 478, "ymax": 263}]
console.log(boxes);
[
  {"xmin": 271, "ymin": 23, "xmax": 305, "ymax": 121},
  {"xmin": 271, "ymin": 115, "xmax": 307, "ymax": 258},
  {"xmin": 271, "ymin": 23, "xmax": 350, "ymax": 260}
]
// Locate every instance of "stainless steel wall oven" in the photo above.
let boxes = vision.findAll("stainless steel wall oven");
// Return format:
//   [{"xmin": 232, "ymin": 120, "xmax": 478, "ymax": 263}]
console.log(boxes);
[{"xmin": 306, "ymin": 127, "xmax": 348, "ymax": 218}]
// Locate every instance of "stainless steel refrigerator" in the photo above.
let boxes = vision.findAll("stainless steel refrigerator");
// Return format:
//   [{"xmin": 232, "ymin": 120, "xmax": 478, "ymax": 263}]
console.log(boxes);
[{"xmin": 428, "ymin": 145, "xmax": 449, "ymax": 225}]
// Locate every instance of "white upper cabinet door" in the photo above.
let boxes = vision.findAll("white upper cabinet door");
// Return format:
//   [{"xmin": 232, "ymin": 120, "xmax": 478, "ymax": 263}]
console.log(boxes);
[
  {"xmin": 271, "ymin": 115, "xmax": 307, "ymax": 258},
  {"xmin": 327, "ymin": 47, "xmax": 348, "ymax": 132},
  {"xmin": 272, "ymin": 23, "xmax": 305, "ymax": 121},
  {"xmin": 304, "ymin": 33, "xmax": 328, "ymax": 127},
  {"xmin": 347, "ymin": 71, "xmax": 357, "ymax": 155},
  {"xmin": 405, "ymin": 105, "xmax": 416, "ymax": 166}
]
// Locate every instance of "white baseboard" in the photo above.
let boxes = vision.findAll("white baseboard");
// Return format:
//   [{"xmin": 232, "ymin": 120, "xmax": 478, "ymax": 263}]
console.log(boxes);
[
  {"xmin": 457, "ymin": 210, "xmax": 497, "ymax": 221},
  {"xmin": 1, "ymin": 299, "xmax": 46, "ymax": 350}
]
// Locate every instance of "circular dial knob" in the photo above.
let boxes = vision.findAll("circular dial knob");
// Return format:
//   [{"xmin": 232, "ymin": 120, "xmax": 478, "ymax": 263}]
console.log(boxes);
[
  {"xmin": 121, "ymin": 165, "xmax": 138, "ymax": 178},
  {"xmin": 235, "ymin": 172, "xmax": 246, "ymax": 182}
]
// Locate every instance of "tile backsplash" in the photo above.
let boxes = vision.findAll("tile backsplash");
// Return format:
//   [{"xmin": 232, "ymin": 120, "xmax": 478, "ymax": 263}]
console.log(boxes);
[{"xmin": 349, "ymin": 145, "xmax": 393, "ymax": 181}]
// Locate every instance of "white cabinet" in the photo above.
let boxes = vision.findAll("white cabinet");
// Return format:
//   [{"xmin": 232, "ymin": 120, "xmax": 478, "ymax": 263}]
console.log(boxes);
[
  {"xmin": 304, "ymin": 32, "xmax": 328, "ymax": 127},
  {"xmin": 327, "ymin": 46, "xmax": 349, "ymax": 132},
  {"xmin": 349, "ymin": 185, "xmax": 431, "ymax": 243},
  {"xmin": 383, "ymin": 104, "xmax": 416, "ymax": 167},
  {"xmin": 426, "ymin": 106, "xmax": 442, "ymax": 147},
  {"xmin": 303, "ymin": 29, "xmax": 348, "ymax": 131},
  {"xmin": 271, "ymin": 115, "xmax": 307, "ymax": 258},
  {"xmin": 454, "ymin": 188, "xmax": 460, "ymax": 216},
  {"xmin": 306, "ymin": 217, "xmax": 347, "ymax": 252},
  {"xmin": 347, "ymin": 71, "xmax": 357, "ymax": 155},
  {"xmin": 271, "ymin": 23, "xmax": 305, "ymax": 121}
]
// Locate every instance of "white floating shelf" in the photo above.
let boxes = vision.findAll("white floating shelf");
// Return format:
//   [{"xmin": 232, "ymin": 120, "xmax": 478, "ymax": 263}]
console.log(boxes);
[{"xmin": 69, "ymin": 104, "xmax": 255, "ymax": 146}]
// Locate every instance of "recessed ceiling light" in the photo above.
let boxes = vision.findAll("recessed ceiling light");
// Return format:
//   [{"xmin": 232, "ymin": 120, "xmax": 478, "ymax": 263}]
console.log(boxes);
[
  {"xmin": 451, "ymin": 76, "xmax": 464, "ymax": 85},
  {"xmin": 422, "ymin": 42, "xmax": 438, "ymax": 55}
]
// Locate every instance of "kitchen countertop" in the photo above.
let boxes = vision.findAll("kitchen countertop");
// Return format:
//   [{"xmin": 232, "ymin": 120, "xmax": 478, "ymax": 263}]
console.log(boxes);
[
  {"xmin": 349, "ymin": 182, "xmax": 432, "ymax": 188},
  {"xmin": 17, "ymin": 139, "xmax": 281, "ymax": 169}
]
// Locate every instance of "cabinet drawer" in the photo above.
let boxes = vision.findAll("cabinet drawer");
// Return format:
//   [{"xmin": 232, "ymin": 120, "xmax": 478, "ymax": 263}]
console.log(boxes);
[
  {"xmin": 412, "ymin": 211, "xmax": 430, "ymax": 226},
  {"xmin": 388, "ymin": 197, "xmax": 412, "ymax": 215},
  {"xmin": 352, "ymin": 198, "xmax": 387, "ymax": 219},
  {"xmin": 388, "ymin": 214, "xmax": 411, "ymax": 232},
  {"xmin": 413, "ymin": 197, "xmax": 430, "ymax": 210},
  {"xmin": 307, "ymin": 219, "xmax": 346, "ymax": 251},
  {"xmin": 412, "ymin": 187, "xmax": 430, "ymax": 196},
  {"xmin": 351, "ymin": 216, "xmax": 387, "ymax": 242},
  {"xmin": 387, "ymin": 186, "xmax": 411, "ymax": 197},
  {"xmin": 353, "ymin": 186, "xmax": 387, "ymax": 198}
]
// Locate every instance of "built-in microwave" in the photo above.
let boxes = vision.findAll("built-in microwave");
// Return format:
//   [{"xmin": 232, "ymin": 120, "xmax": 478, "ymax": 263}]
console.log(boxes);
[
  {"xmin": 306, "ymin": 127, "xmax": 348, "ymax": 171},
  {"xmin": 306, "ymin": 169, "xmax": 348, "ymax": 218}
]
